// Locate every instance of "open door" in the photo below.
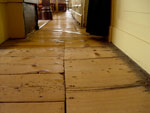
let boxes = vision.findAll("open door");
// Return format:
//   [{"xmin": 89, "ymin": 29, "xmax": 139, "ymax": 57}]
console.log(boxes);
[{"xmin": 86, "ymin": 0, "xmax": 111, "ymax": 36}]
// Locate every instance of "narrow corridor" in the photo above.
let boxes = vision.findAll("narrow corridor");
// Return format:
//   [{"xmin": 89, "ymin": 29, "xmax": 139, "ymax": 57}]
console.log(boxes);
[{"xmin": 0, "ymin": 11, "xmax": 150, "ymax": 113}]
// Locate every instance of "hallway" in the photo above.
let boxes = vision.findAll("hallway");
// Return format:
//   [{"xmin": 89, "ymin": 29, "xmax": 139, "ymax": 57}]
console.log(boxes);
[{"xmin": 0, "ymin": 11, "xmax": 150, "ymax": 113}]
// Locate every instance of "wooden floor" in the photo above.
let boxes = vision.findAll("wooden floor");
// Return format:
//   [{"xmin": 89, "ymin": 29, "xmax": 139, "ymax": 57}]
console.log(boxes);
[{"xmin": 0, "ymin": 11, "xmax": 150, "ymax": 113}]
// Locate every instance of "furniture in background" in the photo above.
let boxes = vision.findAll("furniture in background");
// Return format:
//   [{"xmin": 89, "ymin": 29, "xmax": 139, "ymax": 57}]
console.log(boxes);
[{"xmin": 38, "ymin": 0, "xmax": 53, "ymax": 20}]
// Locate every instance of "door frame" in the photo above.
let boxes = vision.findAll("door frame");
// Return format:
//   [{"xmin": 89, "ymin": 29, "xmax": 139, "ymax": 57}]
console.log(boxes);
[{"xmin": 108, "ymin": 0, "xmax": 115, "ymax": 42}]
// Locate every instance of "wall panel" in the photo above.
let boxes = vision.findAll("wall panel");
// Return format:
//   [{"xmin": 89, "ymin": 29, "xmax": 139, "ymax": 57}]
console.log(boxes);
[
  {"xmin": 0, "ymin": 3, "xmax": 8, "ymax": 44},
  {"xmin": 111, "ymin": 0, "xmax": 150, "ymax": 74}
]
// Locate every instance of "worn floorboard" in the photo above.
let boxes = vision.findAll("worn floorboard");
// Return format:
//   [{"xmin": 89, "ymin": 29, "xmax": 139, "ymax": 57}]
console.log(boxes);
[
  {"xmin": 0, "ymin": 102, "xmax": 64, "ymax": 113},
  {"xmin": 66, "ymin": 87, "xmax": 150, "ymax": 113},
  {"xmin": 0, "ymin": 11, "xmax": 149, "ymax": 113},
  {"xmin": 65, "ymin": 58, "xmax": 139, "ymax": 72},
  {"xmin": 0, "ymin": 74, "xmax": 64, "ymax": 102},
  {"xmin": 65, "ymin": 46, "xmax": 122, "ymax": 60},
  {"xmin": 0, "ymin": 57, "xmax": 63, "ymax": 65},
  {"xmin": 65, "ymin": 71, "xmax": 143, "ymax": 91},
  {"xmin": 0, "ymin": 47, "xmax": 64, "ymax": 57},
  {"xmin": 0, "ymin": 64, "xmax": 64, "ymax": 75}
]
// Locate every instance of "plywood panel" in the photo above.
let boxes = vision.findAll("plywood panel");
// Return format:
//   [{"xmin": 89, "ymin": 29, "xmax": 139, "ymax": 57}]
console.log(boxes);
[{"xmin": 0, "ymin": 74, "xmax": 64, "ymax": 102}]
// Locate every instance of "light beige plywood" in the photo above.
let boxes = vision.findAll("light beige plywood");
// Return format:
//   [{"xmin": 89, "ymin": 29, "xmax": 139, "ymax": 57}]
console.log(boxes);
[
  {"xmin": 0, "ymin": 102, "xmax": 64, "ymax": 113},
  {"xmin": 67, "ymin": 87, "xmax": 150, "ymax": 113},
  {"xmin": 0, "ymin": 74, "xmax": 64, "ymax": 102}
]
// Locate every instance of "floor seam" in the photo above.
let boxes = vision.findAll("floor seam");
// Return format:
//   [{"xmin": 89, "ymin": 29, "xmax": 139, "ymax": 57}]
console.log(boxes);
[{"xmin": 64, "ymin": 39, "xmax": 67, "ymax": 113}]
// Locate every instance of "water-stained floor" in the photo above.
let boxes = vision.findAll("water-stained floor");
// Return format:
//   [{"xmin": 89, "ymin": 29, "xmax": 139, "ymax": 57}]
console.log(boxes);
[{"xmin": 0, "ymin": 11, "xmax": 150, "ymax": 113}]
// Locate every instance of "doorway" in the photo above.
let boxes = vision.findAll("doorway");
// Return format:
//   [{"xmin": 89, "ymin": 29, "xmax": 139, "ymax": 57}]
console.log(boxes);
[
  {"xmin": 38, "ymin": 0, "xmax": 53, "ymax": 29},
  {"xmin": 86, "ymin": 0, "xmax": 111, "ymax": 36}
]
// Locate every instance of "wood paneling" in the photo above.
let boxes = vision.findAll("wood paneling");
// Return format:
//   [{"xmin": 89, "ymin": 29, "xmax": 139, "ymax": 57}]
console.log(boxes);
[{"xmin": 111, "ymin": 0, "xmax": 150, "ymax": 74}]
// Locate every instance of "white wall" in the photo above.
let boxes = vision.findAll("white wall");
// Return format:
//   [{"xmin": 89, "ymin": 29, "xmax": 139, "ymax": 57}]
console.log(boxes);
[{"xmin": 111, "ymin": 0, "xmax": 150, "ymax": 74}]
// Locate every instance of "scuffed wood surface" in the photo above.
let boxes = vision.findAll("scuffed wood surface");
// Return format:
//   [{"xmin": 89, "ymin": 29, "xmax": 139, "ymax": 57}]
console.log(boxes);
[
  {"xmin": 0, "ymin": 102, "xmax": 64, "ymax": 113},
  {"xmin": 65, "ymin": 47, "xmax": 122, "ymax": 60},
  {"xmin": 0, "ymin": 64, "xmax": 64, "ymax": 75},
  {"xmin": 66, "ymin": 71, "xmax": 142, "ymax": 91},
  {"xmin": 0, "ymin": 74, "xmax": 64, "ymax": 102},
  {"xmin": 0, "ymin": 47, "xmax": 64, "ymax": 57},
  {"xmin": 67, "ymin": 87, "xmax": 150, "ymax": 113}
]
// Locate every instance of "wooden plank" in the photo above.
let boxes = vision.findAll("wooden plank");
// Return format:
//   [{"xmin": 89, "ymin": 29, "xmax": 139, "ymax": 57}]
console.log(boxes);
[
  {"xmin": 2, "ymin": 39, "xmax": 64, "ymax": 46},
  {"xmin": 65, "ymin": 38, "xmax": 108, "ymax": 48},
  {"xmin": 0, "ymin": 74, "xmax": 64, "ymax": 102},
  {"xmin": 0, "ymin": 57, "xmax": 63, "ymax": 65},
  {"xmin": 65, "ymin": 39, "xmax": 86, "ymax": 48},
  {"xmin": 65, "ymin": 58, "xmax": 137, "ymax": 72},
  {"xmin": 0, "ymin": 64, "xmax": 64, "ymax": 75},
  {"xmin": 32, "ymin": 31, "xmax": 82, "ymax": 37},
  {"xmin": 65, "ymin": 57, "xmax": 145, "ymax": 90},
  {"xmin": 66, "ymin": 71, "xmax": 142, "ymax": 90},
  {"xmin": 41, "ymin": 29, "xmax": 77, "ymax": 33},
  {"xmin": 0, "ymin": 48, "xmax": 64, "ymax": 57},
  {"xmin": 67, "ymin": 87, "xmax": 150, "ymax": 113},
  {"xmin": 0, "ymin": 102, "xmax": 64, "ymax": 113},
  {"xmin": 65, "ymin": 47, "xmax": 121, "ymax": 60}
]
